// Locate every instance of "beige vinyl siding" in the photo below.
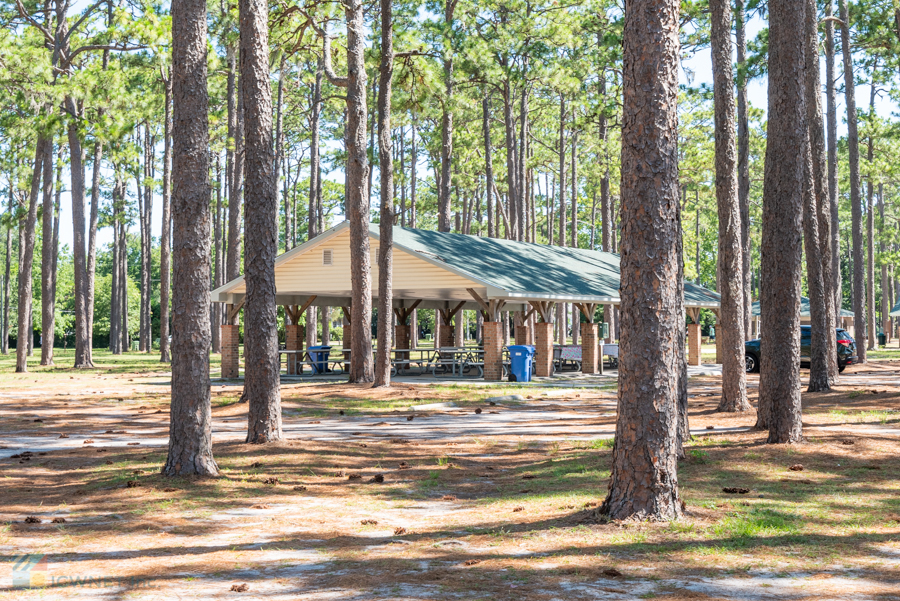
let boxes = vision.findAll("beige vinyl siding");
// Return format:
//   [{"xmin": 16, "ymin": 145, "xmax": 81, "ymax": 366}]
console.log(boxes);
[{"xmin": 225, "ymin": 229, "xmax": 484, "ymax": 300}]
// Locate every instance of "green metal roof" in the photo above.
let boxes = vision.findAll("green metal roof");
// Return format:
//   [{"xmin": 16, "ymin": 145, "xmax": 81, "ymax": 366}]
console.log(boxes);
[
  {"xmin": 891, "ymin": 300, "xmax": 900, "ymax": 318},
  {"xmin": 379, "ymin": 225, "xmax": 722, "ymax": 308},
  {"xmin": 751, "ymin": 297, "xmax": 854, "ymax": 318}
]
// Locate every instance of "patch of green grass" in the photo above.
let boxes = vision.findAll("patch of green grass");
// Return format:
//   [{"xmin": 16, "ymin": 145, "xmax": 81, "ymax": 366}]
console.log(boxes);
[
  {"xmin": 713, "ymin": 507, "xmax": 800, "ymax": 541},
  {"xmin": 573, "ymin": 438, "xmax": 614, "ymax": 450}
]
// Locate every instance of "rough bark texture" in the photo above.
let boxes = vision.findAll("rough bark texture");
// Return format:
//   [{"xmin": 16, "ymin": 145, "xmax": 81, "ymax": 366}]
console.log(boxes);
[
  {"xmin": 803, "ymin": 0, "xmax": 835, "ymax": 391},
  {"xmin": 16, "ymin": 139, "xmax": 45, "ymax": 372},
  {"xmin": 483, "ymin": 97, "xmax": 495, "ymax": 239},
  {"xmin": 67, "ymin": 104, "xmax": 92, "ymax": 368},
  {"xmin": 241, "ymin": 0, "xmax": 282, "ymax": 443},
  {"xmin": 322, "ymin": 1, "xmax": 373, "ymax": 382},
  {"xmin": 757, "ymin": 0, "xmax": 805, "ymax": 444},
  {"xmin": 160, "ymin": 74, "xmax": 173, "ymax": 363},
  {"xmin": 164, "ymin": 0, "xmax": 218, "ymax": 476},
  {"xmin": 3, "ymin": 181, "xmax": 12, "ymax": 355},
  {"xmin": 735, "ymin": 0, "xmax": 752, "ymax": 337},
  {"xmin": 710, "ymin": 0, "xmax": 748, "ymax": 412},
  {"xmin": 40, "ymin": 140, "xmax": 55, "ymax": 365},
  {"xmin": 839, "ymin": 0, "xmax": 866, "ymax": 361},
  {"xmin": 374, "ymin": 0, "xmax": 395, "ymax": 388},
  {"xmin": 600, "ymin": 0, "xmax": 683, "ymax": 522},
  {"xmin": 438, "ymin": 0, "xmax": 454, "ymax": 233},
  {"xmin": 227, "ymin": 43, "xmax": 244, "ymax": 283},
  {"xmin": 825, "ymin": 0, "xmax": 842, "ymax": 329}
]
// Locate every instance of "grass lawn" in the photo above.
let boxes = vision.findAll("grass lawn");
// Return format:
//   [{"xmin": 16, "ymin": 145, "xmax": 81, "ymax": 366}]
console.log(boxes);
[{"xmin": 1, "ymin": 349, "xmax": 899, "ymax": 598}]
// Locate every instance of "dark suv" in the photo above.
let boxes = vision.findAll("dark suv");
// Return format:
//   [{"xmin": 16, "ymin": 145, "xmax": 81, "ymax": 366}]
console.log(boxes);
[{"xmin": 744, "ymin": 327, "xmax": 857, "ymax": 373}]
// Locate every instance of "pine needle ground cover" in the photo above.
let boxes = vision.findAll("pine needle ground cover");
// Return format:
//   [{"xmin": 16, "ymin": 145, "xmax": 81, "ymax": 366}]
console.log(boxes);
[{"xmin": 1, "ymin": 350, "xmax": 899, "ymax": 599}]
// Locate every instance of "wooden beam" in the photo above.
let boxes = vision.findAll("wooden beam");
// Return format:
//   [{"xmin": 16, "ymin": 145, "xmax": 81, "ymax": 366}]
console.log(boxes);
[
  {"xmin": 466, "ymin": 288, "xmax": 491, "ymax": 316},
  {"xmin": 466, "ymin": 288, "xmax": 493, "ymax": 321},
  {"xmin": 296, "ymin": 295, "xmax": 317, "ymax": 317},
  {"xmin": 529, "ymin": 300, "xmax": 553, "ymax": 323},
  {"xmin": 341, "ymin": 306, "xmax": 351, "ymax": 324},
  {"xmin": 576, "ymin": 303, "xmax": 596, "ymax": 323},
  {"xmin": 227, "ymin": 299, "xmax": 245, "ymax": 324},
  {"xmin": 447, "ymin": 301, "xmax": 467, "ymax": 321},
  {"xmin": 524, "ymin": 307, "xmax": 536, "ymax": 322},
  {"xmin": 284, "ymin": 305, "xmax": 298, "ymax": 324}
]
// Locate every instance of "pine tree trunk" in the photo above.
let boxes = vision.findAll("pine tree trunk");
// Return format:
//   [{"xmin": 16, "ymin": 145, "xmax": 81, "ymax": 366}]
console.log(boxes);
[
  {"xmin": 241, "ymin": 0, "xmax": 282, "ymax": 442},
  {"xmin": 227, "ymin": 43, "xmax": 244, "ymax": 283},
  {"xmin": 804, "ymin": 0, "xmax": 835, "ymax": 390},
  {"xmin": 374, "ymin": 0, "xmax": 395, "ymax": 387},
  {"xmin": 86, "ymin": 139, "xmax": 102, "ymax": 358},
  {"xmin": 735, "ymin": 0, "xmax": 752, "ymax": 337},
  {"xmin": 165, "ymin": 0, "xmax": 218, "ymax": 476},
  {"xmin": 67, "ymin": 106, "xmax": 92, "ymax": 369},
  {"xmin": 322, "ymin": 1, "xmax": 374, "ymax": 383},
  {"xmin": 211, "ymin": 154, "xmax": 222, "ymax": 353},
  {"xmin": 16, "ymin": 138, "xmax": 46, "ymax": 372},
  {"xmin": 503, "ymin": 80, "xmax": 519, "ymax": 240},
  {"xmin": 710, "ymin": 0, "xmax": 749, "ymax": 411},
  {"xmin": 3, "ymin": 180, "xmax": 12, "ymax": 355},
  {"xmin": 600, "ymin": 0, "xmax": 683, "ymax": 521},
  {"xmin": 309, "ymin": 57, "xmax": 322, "ymax": 242},
  {"xmin": 558, "ymin": 95, "xmax": 566, "ymax": 251},
  {"xmin": 483, "ymin": 97, "xmax": 495, "ymax": 239},
  {"xmin": 825, "ymin": 0, "xmax": 842, "ymax": 328},
  {"xmin": 40, "ymin": 140, "xmax": 55, "ymax": 365},
  {"xmin": 757, "ymin": 0, "xmax": 806, "ymax": 443},
  {"xmin": 160, "ymin": 73, "xmax": 173, "ymax": 363},
  {"xmin": 866, "ymin": 124, "xmax": 876, "ymax": 351},
  {"xmin": 839, "ymin": 0, "xmax": 866, "ymax": 360}
]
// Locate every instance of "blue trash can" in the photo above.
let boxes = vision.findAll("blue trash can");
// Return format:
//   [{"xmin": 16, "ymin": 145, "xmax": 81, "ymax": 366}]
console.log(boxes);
[
  {"xmin": 307, "ymin": 345, "xmax": 332, "ymax": 374},
  {"xmin": 507, "ymin": 345, "xmax": 535, "ymax": 382}
]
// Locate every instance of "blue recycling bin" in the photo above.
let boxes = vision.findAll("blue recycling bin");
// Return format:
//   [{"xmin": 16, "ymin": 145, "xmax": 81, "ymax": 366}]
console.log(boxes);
[
  {"xmin": 307, "ymin": 345, "xmax": 332, "ymax": 374},
  {"xmin": 507, "ymin": 345, "xmax": 535, "ymax": 382}
]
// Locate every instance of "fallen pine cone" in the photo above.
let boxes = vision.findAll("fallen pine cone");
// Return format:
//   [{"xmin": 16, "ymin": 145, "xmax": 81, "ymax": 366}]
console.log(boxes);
[
  {"xmin": 841, "ymin": 440, "xmax": 855, "ymax": 445},
  {"xmin": 262, "ymin": 477, "xmax": 279, "ymax": 485},
  {"xmin": 464, "ymin": 559, "xmax": 481, "ymax": 566},
  {"xmin": 51, "ymin": 517, "xmax": 66, "ymax": 524},
  {"xmin": 24, "ymin": 516, "xmax": 41, "ymax": 524},
  {"xmin": 126, "ymin": 480, "xmax": 140, "ymax": 488},
  {"xmin": 475, "ymin": 408, "xmax": 482, "ymax": 414},
  {"xmin": 441, "ymin": 495, "xmax": 458, "ymax": 501},
  {"xmin": 360, "ymin": 519, "xmax": 378, "ymax": 525},
  {"xmin": 83, "ymin": 439, "xmax": 95, "ymax": 444},
  {"xmin": 369, "ymin": 474, "xmax": 385, "ymax": 483},
  {"xmin": 230, "ymin": 583, "xmax": 249, "ymax": 592},
  {"xmin": 407, "ymin": 415, "xmax": 414, "ymax": 421},
  {"xmin": 251, "ymin": 462, "xmax": 262, "ymax": 468},
  {"xmin": 705, "ymin": 426, "xmax": 714, "ymax": 430},
  {"xmin": 512, "ymin": 506, "xmax": 524, "ymax": 512},
  {"xmin": 105, "ymin": 460, "xmax": 113, "ymax": 465},
  {"xmin": 162, "ymin": 488, "xmax": 178, "ymax": 493},
  {"xmin": 789, "ymin": 464, "xmax": 804, "ymax": 472},
  {"xmin": 394, "ymin": 527, "xmax": 407, "ymax": 535},
  {"xmin": 398, "ymin": 462, "xmax": 410, "ymax": 469},
  {"xmin": 293, "ymin": 485, "xmax": 307, "ymax": 492},
  {"xmin": 602, "ymin": 568, "xmax": 623, "ymax": 578},
  {"xmin": 250, "ymin": 504, "xmax": 270, "ymax": 509},
  {"xmin": 58, "ymin": 433, "xmax": 69, "ymax": 438},
  {"xmin": 722, "ymin": 487, "xmax": 750, "ymax": 494},
  {"xmin": 521, "ymin": 474, "xmax": 536, "ymax": 480},
  {"xmin": 347, "ymin": 473, "xmax": 362, "ymax": 481}
]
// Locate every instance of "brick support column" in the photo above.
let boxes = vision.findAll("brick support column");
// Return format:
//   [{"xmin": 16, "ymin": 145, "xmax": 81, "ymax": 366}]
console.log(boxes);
[
  {"xmin": 221, "ymin": 324, "xmax": 240, "ymax": 378},
  {"xmin": 342, "ymin": 321, "xmax": 352, "ymax": 365},
  {"xmin": 395, "ymin": 324, "xmax": 410, "ymax": 367},
  {"xmin": 534, "ymin": 322, "xmax": 554, "ymax": 377},
  {"xmin": 285, "ymin": 324, "xmax": 304, "ymax": 375},
  {"xmin": 688, "ymin": 322, "xmax": 701, "ymax": 366},
  {"xmin": 515, "ymin": 325, "xmax": 530, "ymax": 346},
  {"xmin": 438, "ymin": 317, "xmax": 454, "ymax": 348},
  {"xmin": 483, "ymin": 321, "xmax": 503, "ymax": 381},
  {"xmin": 581, "ymin": 322, "xmax": 598, "ymax": 374}
]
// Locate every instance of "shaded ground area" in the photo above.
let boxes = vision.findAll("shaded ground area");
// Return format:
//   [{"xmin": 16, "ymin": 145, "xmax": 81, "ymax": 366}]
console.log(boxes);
[{"xmin": 1, "ymin": 349, "xmax": 900, "ymax": 600}]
